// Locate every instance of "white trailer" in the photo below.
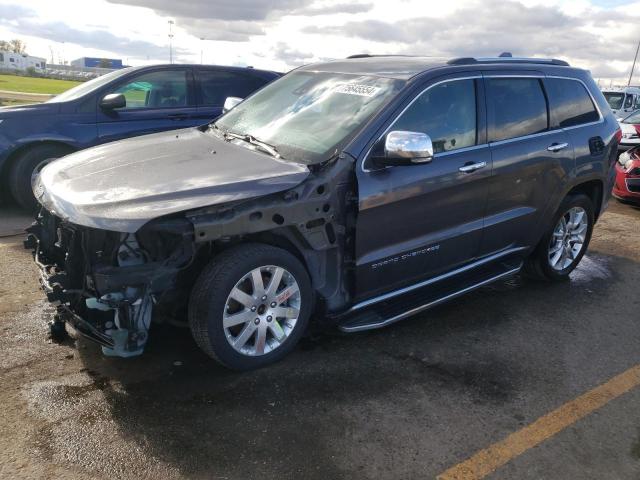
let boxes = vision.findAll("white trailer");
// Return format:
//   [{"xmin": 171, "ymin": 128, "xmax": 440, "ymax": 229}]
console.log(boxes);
[{"xmin": 0, "ymin": 51, "xmax": 46, "ymax": 72}]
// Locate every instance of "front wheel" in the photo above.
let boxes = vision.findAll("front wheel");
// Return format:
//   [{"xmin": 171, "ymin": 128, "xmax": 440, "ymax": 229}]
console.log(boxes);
[
  {"xmin": 8, "ymin": 144, "xmax": 72, "ymax": 210},
  {"xmin": 189, "ymin": 243, "xmax": 313, "ymax": 370},
  {"xmin": 524, "ymin": 194, "xmax": 594, "ymax": 281}
]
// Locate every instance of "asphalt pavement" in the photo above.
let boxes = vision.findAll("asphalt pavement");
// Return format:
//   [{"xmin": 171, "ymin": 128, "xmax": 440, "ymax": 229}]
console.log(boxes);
[{"xmin": 0, "ymin": 201, "xmax": 639, "ymax": 479}]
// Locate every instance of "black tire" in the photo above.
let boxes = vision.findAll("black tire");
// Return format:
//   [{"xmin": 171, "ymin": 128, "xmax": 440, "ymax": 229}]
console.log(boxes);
[
  {"xmin": 189, "ymin": 243, "xmax": 313, "ymax": 370},
  {"xmin": 523, "ymin": 193, "xmax": 594, "ymax": 281},
  {"xmin": 8, "ymin": 144, "xmax": 72, "ymax": 210}
]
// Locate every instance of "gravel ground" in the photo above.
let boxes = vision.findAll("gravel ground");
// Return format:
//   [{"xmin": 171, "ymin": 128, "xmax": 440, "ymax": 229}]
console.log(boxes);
[{"xmin": 0, "ymin": 201, "xmax": 639, "ymax": 479}]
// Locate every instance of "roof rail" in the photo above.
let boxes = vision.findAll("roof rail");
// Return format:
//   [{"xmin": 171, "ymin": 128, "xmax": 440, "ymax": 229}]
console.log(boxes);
[
  {"xmin": 447, "ymin": 57, "xmax": 570, "ymax": 67},
  {"xmin": 346, "ymin": 54, "xmax": 414, "ymax": 59}
]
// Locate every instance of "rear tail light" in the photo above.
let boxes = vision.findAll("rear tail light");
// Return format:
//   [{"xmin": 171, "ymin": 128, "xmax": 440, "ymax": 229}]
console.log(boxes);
[
  {"xmin": 634, "ymin": 125, "xmax": 640, "ymax": 136},
  {"xmin": 615, "ymin": 128, "xmax": 623, "ymax": 143}
]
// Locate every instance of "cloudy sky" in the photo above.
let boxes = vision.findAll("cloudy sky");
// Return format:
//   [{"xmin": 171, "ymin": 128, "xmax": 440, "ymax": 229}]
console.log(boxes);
[{"xmin": 0, "ymin": 0, "xmax": 639, "ymax": 84}]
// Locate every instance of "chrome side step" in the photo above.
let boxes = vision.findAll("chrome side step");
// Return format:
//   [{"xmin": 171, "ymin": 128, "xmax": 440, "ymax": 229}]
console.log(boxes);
[
  {"xmin": 349, "ymin": 246, "xmax": 527, "ymax": 312},
  {"xmin": 338, "ymin": 264, "xmax": 522, "ymax": 333}
]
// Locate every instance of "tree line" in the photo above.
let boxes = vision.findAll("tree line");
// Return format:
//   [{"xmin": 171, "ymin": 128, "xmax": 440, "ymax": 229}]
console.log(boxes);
[{"xmin": 0, "ymin": 39, "xmax": 27, "ymax": 54}]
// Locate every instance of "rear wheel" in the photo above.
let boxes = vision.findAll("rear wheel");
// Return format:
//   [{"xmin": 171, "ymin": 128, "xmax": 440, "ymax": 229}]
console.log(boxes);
[
  {"xmin": 8, "ymin": 144, "xmax": 72, "ymax": 210},
  {"xmin": 189, "ymin": 243, "xmax": 313, "ymax": 370},
  {"xmin": 524, "ymin": 194, "xmax": 594, "ymax": 281}
]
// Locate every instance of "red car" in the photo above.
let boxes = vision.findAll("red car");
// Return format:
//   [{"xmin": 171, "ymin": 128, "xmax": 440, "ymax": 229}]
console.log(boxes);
[
  {"xmin": 613, "ymin": 146, "xmax": 640, "ymax": 204},
  {"xmin": 619, "ymin": 110, "xmax": 640, "ymax": 151}
]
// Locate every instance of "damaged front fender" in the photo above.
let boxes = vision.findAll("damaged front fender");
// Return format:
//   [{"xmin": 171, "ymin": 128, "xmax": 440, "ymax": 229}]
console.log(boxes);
[{"xmin": 186, "ymin": 155, "xmax": 358, "ymax": 313}]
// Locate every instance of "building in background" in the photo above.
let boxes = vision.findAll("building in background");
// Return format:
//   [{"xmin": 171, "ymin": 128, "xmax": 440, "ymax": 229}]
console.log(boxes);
[
  {"xmin": 0, "ymin": 51, "xmax": 46, "ymax": 71},
  {"xmin": 71, "ymin": 57, "xmax": 124, "ymax": 69}
]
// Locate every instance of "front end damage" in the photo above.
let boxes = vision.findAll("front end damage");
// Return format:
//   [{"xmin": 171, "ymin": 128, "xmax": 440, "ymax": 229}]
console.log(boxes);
[
  {"xmin": 25, "ymin": 153, "xmax": 356, "ymax": 358},
  {"xmin": 25, "ymin": 213, "xmax": 195, "ymax": 356}
]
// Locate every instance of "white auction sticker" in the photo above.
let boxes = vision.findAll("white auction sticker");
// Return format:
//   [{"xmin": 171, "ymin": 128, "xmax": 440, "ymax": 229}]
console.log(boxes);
[{"xmin": 334, "ymin": 84, "xmax": 380, "ymax": 97}]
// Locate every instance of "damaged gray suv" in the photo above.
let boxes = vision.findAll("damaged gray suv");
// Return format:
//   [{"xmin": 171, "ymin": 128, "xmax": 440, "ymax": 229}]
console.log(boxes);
[{"xmin": 27, "ymin": 55, "xmax": 620, "ymax": 370}]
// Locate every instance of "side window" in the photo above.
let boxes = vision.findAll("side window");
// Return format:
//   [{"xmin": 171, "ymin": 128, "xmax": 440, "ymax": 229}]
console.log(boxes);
[
  {"xmin": 0, "ymin": 53, "xmax": 3, "ymax": 62},
  {"xmin": 624, "ymin": 94, "xmax": 634, "ymax": 109},
  {"xmin": 634, "ymin": 95, "xmax": 640, "ymax": 109},
  {"xmin": 392, "ymin": 79, "xmax": 477, "ymax": 154},
  {"xmin": 487, "ymin": 78, "xmax": 548, "ymax": 142},
  {"xmin": 544, "ymin": 78, "xmax": 599, "ymax": 128},
  {"xmin": 112, "ymin": 70, "xmax": 189, "ymax": 109},
  {"xmin": 197, "ymin": 70, "xmax": 268, "ymax": 106}
]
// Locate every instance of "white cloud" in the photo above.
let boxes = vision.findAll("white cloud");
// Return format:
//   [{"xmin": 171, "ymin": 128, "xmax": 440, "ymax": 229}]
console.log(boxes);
[{"xmin": 0, "ymin": 0, "xmax": 638, "ymax": 84}]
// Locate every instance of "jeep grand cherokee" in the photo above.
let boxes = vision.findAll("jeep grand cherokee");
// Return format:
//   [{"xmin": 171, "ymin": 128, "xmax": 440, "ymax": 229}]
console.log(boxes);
[{"xmin": 26, "ymin": 55, "xmax": 620, "ymax": 370}]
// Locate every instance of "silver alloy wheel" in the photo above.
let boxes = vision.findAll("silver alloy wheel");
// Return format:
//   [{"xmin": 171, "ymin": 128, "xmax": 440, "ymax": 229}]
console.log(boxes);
[
  {"xmin": 223, "ymin": 265, "xmax": 301, "ymax": 356},
  {"xmin": 548, "ymin": 206, "xmax": 588, "ymax": 271}
]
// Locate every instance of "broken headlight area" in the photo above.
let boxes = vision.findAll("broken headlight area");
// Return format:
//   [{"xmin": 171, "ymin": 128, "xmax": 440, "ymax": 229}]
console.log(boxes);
[{"xmin": 25, "ymin": 211, "xmax": 195, "ymax": 357}]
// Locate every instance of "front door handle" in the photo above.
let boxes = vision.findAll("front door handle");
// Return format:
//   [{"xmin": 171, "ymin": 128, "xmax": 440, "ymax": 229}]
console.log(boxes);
[
  {"xmin": 459, "ymin": 161, "xmax": 487, "ymax": 173},
  {"xmin": 547, "ymin": 142, "xmax": 569, "ymax": 152}
]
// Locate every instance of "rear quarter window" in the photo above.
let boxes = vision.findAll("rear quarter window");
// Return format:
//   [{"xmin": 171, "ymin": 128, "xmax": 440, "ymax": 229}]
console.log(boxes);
[
  {"xmin": 544, "ymin": 78, "xmax": 600, "ymax": 128},
  {"xmin": 487, "ymin": 77, "xmax": 548, "ymax": 142},
  {"xmin": 197, "ymin": 70, "xmax": 270, "ymax": 106}
]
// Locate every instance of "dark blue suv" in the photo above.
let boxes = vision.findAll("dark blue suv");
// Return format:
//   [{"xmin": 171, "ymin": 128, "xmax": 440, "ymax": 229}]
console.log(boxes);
[
  {"xmin": 0, "ymin": 64, "xmax": 280, "ymax": 208},
  {"xmin": 26, "ymin": 55, "xmax": 620, "ymax": 370}
]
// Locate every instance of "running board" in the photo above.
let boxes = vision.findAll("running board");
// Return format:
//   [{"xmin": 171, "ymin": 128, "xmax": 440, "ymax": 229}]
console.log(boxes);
[{"xmin": 338, "ymin": 260, "xmax": 522, "ymax": 333}]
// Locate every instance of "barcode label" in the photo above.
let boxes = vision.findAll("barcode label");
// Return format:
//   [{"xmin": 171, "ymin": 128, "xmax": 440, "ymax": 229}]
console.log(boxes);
[{"xmin": 334, "ymin": 84, "xmax": 380, "ymax": 97}]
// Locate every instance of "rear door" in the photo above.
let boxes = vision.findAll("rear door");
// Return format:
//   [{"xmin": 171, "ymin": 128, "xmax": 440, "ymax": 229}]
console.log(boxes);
[
  {"xmin": 544, "ymin": 76, "xmax": 609, "ymax": 208},
  {"xmin": 194, "ymin": 68, "xmax": 274, "ymax": 123},
  {"xmin": 355, "ymin": 75, "xmax": 491, "ymax": 300},
  {"xmin": 480, "ymin": 74, "xmax": 575, "ymax": 256},
  {"xmin": 96, "ymin": 67, "xmax": 198, "ymax": 143}
]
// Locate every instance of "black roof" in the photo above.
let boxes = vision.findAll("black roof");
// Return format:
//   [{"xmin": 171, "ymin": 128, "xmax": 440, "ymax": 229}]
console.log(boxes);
[
  {"xmin": 299, "ymin": 56, "xmax": 446, "ymax": 80},
  {"xmin": 298, "ymin": 55, "xmax": 571, "ymax": 81}
]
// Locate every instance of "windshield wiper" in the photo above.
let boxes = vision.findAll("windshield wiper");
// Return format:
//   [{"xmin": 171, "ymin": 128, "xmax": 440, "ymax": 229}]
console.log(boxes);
[{"xmin": 224, "ymin": 131, "xmax": 281, "ymax": 159}]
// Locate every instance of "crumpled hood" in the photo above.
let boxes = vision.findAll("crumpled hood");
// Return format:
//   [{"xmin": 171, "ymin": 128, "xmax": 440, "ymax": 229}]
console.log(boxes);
[{"xmin": 34, "ymin": 127, "xmax": 309, "ymax": 232}]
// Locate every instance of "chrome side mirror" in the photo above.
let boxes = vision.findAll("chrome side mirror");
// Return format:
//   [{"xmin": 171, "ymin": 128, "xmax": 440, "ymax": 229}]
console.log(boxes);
[
  {"xmin": 373, "ymin": 130, "xmax": 434, "ymax": 167},
  {"xmin": 223, "ymin": 96, "xmax": 243, "ymax": 114}
]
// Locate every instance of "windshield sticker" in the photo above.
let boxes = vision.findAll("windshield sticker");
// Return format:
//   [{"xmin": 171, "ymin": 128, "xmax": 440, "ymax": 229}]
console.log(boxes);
[{"xmin": 334, "ymin": 84, "xmax": 381, "ymax": 97}]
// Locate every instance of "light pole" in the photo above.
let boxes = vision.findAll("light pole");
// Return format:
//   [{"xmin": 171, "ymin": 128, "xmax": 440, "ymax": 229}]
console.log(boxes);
[
  {"xmin": 628, "ymin": 38, "xmax": 640, "ymax": 87},
  {"xmin": 200, "ymin": 37, "xmax": 205, "ymax": 64},
  {"xmin": 168, "ymin": 20, "xmax": 174, "ymax": 64}
]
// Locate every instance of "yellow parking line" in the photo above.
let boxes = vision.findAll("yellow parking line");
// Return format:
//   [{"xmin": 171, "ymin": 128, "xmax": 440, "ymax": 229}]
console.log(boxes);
[{"xmin": 437, "ymin": 364, "xmax": 640, "ymax": 480}]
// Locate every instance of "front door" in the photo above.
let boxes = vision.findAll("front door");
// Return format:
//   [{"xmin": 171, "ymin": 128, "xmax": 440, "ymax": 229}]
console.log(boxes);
[
  {"xmin": 97, "ymin": 68, "xmax": 198, "ymax": 143},
  {"xmin": 355, "ymin": 76, "xmax": 490, "ymax": 301}
]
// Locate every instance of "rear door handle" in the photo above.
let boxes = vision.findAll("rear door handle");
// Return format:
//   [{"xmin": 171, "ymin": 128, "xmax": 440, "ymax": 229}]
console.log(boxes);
[
  {"xmin": 168, "ymin": 113, "xmax": 188, "ymax": 120},
  {"xmin": 547, "ymin": 142, "xmax": 569, "ymax": 152},
  {"xmin": 459, "ymin": 161, "xmax": 487, "ymax": 173}
]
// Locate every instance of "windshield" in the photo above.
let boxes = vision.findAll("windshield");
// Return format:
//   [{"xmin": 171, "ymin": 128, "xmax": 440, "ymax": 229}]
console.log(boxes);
[
  {"xmin": 623, "ymin": 110, "xmax": 640, "ymax": 124},
  {"xmin": 47, "ymin": 68, "xmax": 132, "ymax": 103},
  {"xmin": 215, "ymin": 71, "xmax": 405, "ymax": 164},
  {"xmin": 604, "ymin": 92, "xmax": 625, "ymax": 110}
]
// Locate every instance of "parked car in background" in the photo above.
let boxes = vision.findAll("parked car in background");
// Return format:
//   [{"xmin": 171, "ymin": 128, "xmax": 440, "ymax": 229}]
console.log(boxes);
[
  {"xmin": 26, "ymin": 55, "xmax": 619, "ymax": 370},
  {"xmin": 0, "ymin": 64, "xmax": 280, "ymax": 209},
  {"xmin": 602, "ymin": 86, "xmax": 640, "ymax": 119},
  {"xmin": 618, "ymin": 109, "xmax": 640, "ymax": 150},
  {"xmin": 613, "ymin": 146, "xmax": 640, "ymax": 204}
]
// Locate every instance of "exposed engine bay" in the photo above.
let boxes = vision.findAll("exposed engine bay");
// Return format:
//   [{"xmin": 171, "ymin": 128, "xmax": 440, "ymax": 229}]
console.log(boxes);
[{"xmin": 25, "ymin": 155, "xmax": 356, "ymax": 357}]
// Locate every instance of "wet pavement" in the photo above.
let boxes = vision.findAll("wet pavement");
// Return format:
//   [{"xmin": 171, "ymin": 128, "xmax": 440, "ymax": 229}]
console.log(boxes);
[{"xmin": 1, "ymin": 201, "xmax": 639, "ymax": 479}]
